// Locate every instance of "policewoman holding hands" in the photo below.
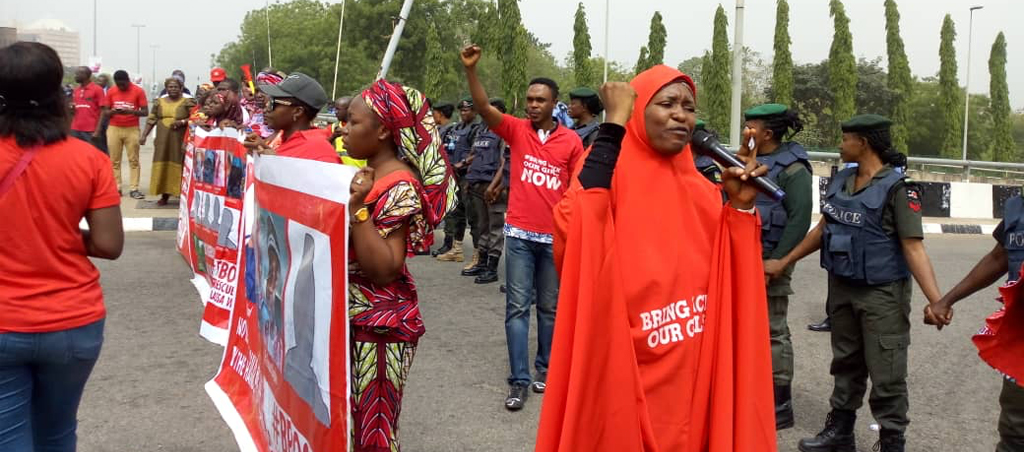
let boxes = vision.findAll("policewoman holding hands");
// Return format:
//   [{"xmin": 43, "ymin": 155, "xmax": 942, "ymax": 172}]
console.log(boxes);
[
  {"xmin": 742, "ymin": 103, "xmax": 814, "ymax": 431},
  {"xmin": 764, "ymin": 114, "xmax": 943, "ymax": 452}
]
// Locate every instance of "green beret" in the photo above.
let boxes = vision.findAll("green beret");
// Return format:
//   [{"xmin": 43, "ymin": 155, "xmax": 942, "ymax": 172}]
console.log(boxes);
[
  {"xmin": 458, "ymin": 97, "xmax": 473, "ymax": 109},
  {"xmin": 695, "ymin": 119, "xmax": 706, "ymax": 131},
  {"xmin": 569, "ymin": 87, "xmax": 599, "ymax": 99},
  {"xmin": 744, "ymin": 103, "xmax": 788, "ymax": 120},
  {"xmin": 841, "ymin": 114, "xmax": 892, "ymax": 133}
]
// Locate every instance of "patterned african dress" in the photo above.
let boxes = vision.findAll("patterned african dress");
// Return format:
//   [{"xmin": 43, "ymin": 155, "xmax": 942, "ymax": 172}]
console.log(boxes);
[
  {"xmin": 348, "ymin": 170, "xmax": 431, "ymax": 452},
  {"xmin": 147, "ymin": 96, "xmax": 195, "ymax": 196}
]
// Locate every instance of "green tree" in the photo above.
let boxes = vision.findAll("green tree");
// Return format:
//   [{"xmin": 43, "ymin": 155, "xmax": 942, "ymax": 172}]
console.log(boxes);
[
  {"xmin": 938, "ymin": 14, "xmax": 964, "ymax": 159},
  {"xmin": 772, "ymin": 0, "xmax": 793, "ymax": 106},
  {"xmin": 498, "ymin": 0, "xmax": 529, "ymax": 111},
  {"xmin": 572, "ymin": 2, "xmax": 593, "ymax": 88},
  {"xmin": 706, "ymin": 6, "xmax": 732, "ymax": 134},
  {"xmin": 423, "ymin": 24, "xmax": 449, "ymax": 99},
  {"xmin": 827, "ymin": 0, "xmax": 857, "ymax": 143},
  {"xmin": 884, "ymin": 0, "xmax": 913, "ymax": 154},
  {"xmin": 635, "ymin": 11, "xmax": 666, "ymax": 73},
  {"xmin": 988, "ymin": 32, "xmax": 1016, "ymax": 162},
  {"xmin": 635, "ymin": 47, "xmax": 650, "ymax": 74}
]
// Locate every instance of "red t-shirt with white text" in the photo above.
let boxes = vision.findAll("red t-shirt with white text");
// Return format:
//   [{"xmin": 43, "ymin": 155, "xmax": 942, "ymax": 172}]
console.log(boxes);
[
  {"xmin": 492, "ymin": 114, "xmax": 583, "ymax": 235},
  {"xmin": 102, "ymin": 84, "xmax": 148, "ymax": 128},
  {"xmin": 71, "ymin": 82, "xmax": 105, "ymax": 132}
]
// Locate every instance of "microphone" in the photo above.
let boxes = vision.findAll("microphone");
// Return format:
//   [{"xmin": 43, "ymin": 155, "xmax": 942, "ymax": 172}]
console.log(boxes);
[{"xmin": 690, "ymin": 129, "xmax": 786, "ymax": 201}]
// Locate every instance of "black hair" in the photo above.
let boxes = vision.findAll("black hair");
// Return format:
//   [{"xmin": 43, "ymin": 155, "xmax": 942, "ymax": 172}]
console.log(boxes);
[
  {"xmin": 762, "ymin": 110, "xmax": 804, "ymax": 142},
  {"xmin": 490, "ymin": 98, "xmax": 507, "ymax": 114},
  {"xmin": 77, "ymin": 66, "xmax": 92, "ymax": 76},
  {"xmin": 0, "ymin": 42, "xmax": 69, "ymax": 147},
  {"xmin": 220, "ymin": 77, "xmax": 241, "ymax": 92},
  {"xmin": 857, "ymin": 128, "xmax": 907, "ymax": 169},
  {"xmin": 574, "ymin": 95, "xmax": 604, "ymax": 116},
  {"xmin": 113, "ymin": 70, "xmax": 129, "ymax": 81},
  {"xmin": 528, "ymin": 77, "xmax": 559, "ymax": 100},
  {"xmin": 432, "ymin": 104, "xmax": 454, "ymax": 119},
  {"xmin": 297, "ymin": 100, "xmax": 319, "ymax": 121}
]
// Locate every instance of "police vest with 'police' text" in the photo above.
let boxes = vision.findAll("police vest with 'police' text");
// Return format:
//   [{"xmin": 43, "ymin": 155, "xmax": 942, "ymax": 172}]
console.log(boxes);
[
  {"xmin": 755, "ymin": 142, "xmax": 811, "ymax": 258},
  {"xmin": 820, "ymin": 167, "xmax": 910, "ymax": 284},
  {"xmin": 1002, "ymin": 195, "xmax": 1024, "ymax": 283}
]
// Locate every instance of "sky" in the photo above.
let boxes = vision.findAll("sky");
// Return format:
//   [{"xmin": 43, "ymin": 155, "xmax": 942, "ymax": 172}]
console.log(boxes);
[{"xmin": 4, "ymin": 0, "xmax": 1022, "ymax": 109}]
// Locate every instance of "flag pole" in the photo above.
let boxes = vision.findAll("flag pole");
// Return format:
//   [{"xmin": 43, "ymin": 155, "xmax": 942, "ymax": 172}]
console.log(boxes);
[
  {"xmin": 377, "ymin": 0, "xmax": 415, "ymax": 80},
  {"xmin": 332, "ymin": 0, "xmax": 347, "ymax": 100},
  {"xmin": 265, "ymin": 0, "xmax": 273, "ymax": 67}
]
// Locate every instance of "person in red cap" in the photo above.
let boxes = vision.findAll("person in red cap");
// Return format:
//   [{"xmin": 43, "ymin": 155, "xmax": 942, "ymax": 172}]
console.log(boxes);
[{"xmin": 210, "ymin": 67, "xmax": 226, "ymax": 85}]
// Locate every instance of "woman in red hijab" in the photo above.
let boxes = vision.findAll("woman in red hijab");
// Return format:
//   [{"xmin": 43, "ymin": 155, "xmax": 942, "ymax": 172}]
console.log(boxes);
[{"xmin": 536, "ymin": 65, "xmax": 777, "ymax": 452}]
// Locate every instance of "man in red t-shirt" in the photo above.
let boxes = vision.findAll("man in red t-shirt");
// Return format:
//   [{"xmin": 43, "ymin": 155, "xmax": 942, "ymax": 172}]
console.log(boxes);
[
  {"xmin": 96, "ymin": 70, "xmax": 148, "ymax": 198},
  {"xmin": 258, "ymin": 73, "xmax": 341, "ymax": 164},
  {"xmin": 70, "ymin": 66, "xmax": 106, "ymax": 153},
  {"xmin": 460, "ymin": 45, "xmax": 584, "ymax": 411}
]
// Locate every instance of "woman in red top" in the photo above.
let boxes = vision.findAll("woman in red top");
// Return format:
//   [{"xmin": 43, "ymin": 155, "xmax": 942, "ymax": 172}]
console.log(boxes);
[
  {"xmin": 342, "ymin": 79, "xmax": 456, "ymax": 451},
  {"xmin": 0, "ymin": 42, "xmax": 124, "ymax": 451}
]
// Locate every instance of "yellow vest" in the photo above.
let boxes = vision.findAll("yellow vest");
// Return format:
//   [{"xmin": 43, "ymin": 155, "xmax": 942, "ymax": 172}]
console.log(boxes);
[{"xmin": 334, "ymin": 123, "xmax": 367, "ymax": 168}]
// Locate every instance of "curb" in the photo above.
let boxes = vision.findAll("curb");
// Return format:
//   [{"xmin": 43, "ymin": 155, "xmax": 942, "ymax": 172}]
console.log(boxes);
[{"xmin": 113, "ymin": 217, "xmax": 997, "ymax": 235}]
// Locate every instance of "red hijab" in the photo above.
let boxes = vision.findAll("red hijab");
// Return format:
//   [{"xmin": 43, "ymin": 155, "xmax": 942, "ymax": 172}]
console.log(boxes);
[{"xmin": 539, "ymin": 65, "xmax": 776, "ymax": 452}]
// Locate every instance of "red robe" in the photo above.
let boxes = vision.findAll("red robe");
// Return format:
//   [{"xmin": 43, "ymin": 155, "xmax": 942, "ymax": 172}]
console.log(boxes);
[
  {"xmin": 973, "ymin": 270, "xmax": 1024, "ymax": 384},
  {"xmin": 537, "ymin": 65, "xmax": 777, "ymax": 452}
]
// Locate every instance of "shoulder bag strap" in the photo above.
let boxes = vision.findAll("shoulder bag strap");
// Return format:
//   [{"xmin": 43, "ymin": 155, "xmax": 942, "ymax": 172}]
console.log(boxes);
[{"xmin": 0, "ymin": 146, "xmax": 40, "ymax": 197}]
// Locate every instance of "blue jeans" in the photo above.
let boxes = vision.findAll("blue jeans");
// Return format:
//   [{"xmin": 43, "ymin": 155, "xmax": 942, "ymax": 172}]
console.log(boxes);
[
  {"xmin": 0, "ymin": 319, "xmax": 104, "ymax": 452},
  {"xmin": 504, "ymin": 236, "xmax": 559, "ymax": 385}
]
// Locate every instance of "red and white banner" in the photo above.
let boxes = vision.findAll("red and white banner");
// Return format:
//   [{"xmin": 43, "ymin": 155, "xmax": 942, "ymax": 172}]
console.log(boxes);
[
  {"xmin": 206, "ymin": 155, "xmax": 357, "ymax": 451},
  {"xmin": 179, "ymin": 127, "xmax": 250, "ymax": 345},
  {"xmin": 177, "ymin": 133, "xmax": 195, "ymax": 260}
]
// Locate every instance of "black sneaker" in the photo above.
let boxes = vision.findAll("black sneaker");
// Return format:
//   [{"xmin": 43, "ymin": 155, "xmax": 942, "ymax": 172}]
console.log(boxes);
[
  {"xmin": 505, "ymin": 383, "xmax": 529, "ymax": 411},
  {"xmin": 531, "ymin": 373, "xmax": 547, "ymax": 394},
  {"xmin": 129, "ymin": 190, "xmax": 144, "ymax": 200}
]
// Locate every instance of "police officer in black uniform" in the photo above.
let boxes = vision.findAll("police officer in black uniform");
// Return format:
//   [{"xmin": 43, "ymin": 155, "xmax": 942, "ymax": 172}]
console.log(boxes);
[
  {"xmin": 461, "ymin": 98, "xmax": 509, "ymax": 284},
  {"xmin": 567, "ymin": 87, "xmax": 602, "ymax": 148},
  {"xmin": 743, "ymin": 103, "xmax": 814, "ymax": 430},
  {"xmin": 436, "ymin": 98, "xmax": 483, "ymax": 262},
  {"xmin": 930, "ymin": 195, "xmax": 1024, "ymax": 452},
  {"xmin": 765, "ymin": 114, "xmax": 944, "ymax": 452}
]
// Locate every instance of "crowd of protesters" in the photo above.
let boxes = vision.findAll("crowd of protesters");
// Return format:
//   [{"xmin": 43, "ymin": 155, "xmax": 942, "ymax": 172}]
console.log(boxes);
[{"xmin": 3, "ymin": 37, "xmax": 1023, "ymax": 452}]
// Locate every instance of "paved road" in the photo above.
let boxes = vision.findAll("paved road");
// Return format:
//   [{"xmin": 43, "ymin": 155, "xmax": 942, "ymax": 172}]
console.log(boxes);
[{"xmin": 80, "ymin": 233, "xmax": 1006, "ymax": 451}]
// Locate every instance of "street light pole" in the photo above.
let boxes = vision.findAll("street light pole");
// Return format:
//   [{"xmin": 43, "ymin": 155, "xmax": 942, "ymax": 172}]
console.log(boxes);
[
  {"xmin": 603, "ymin": 0, "xmax": 609, "ymax": 84},
  {"xmin": 150, "ymin": 45, "xmax": 159, "ymax": 95},
  {"xmin": 962, "ymin": 5, "xmax": 983, "ymax": 180},
  {"xmin": 131, "ymin": 24, "xmax": 145, "ymax": 76},
  {"xmin": 729, "ymin": 0, "xmax": 746, "ymax": 146},
  {"xmin": 93, "ymin": 0, "xmax": 97, "ymax": 56}
]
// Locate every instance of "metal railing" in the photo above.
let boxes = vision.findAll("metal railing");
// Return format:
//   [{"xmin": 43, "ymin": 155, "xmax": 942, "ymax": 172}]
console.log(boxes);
[{"xmin": 806, "ymin": 151, "xmax": 1024, "ymax": 182}]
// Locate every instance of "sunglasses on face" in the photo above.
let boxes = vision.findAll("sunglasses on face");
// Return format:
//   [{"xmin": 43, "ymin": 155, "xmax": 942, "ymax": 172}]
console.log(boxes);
[{"xmin": 267, "ymin": 98, "xmax": 294, "ymax": 111}]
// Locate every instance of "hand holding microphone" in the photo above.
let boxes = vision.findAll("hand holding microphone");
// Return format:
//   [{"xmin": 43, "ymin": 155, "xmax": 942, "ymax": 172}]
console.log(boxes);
[{"xmin": 690, "ymin": 128, "xmax": 786, "ymax": 204}]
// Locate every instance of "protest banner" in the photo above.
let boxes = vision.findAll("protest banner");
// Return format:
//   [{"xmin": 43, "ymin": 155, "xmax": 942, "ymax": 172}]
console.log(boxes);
[
  {"xmin": 206, "ymin": 154, "xmax": 357, "ymax": 451},
  {"xmin": 182, "ymin": 126, "xmax": 250, "ymax": 345},
  {"xmin": 177, "ymin": 131, "xmax": 196, "ymax": 262}
]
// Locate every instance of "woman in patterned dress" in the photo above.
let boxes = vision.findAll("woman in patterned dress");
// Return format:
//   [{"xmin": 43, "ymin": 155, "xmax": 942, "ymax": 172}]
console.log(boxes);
[{"xmin": 342, "ymin": 79, "xmax": 457, "ymax": 452}]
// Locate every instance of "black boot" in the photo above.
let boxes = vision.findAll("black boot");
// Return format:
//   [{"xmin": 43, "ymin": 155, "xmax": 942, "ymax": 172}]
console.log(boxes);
[
  {"xmin": 808, "ymin": 317, "xmax": 832, "ymax": 332},
  {"xmin": 798, "ymin": 409, "xmax": 856, "ymax": 452},
  {"xmin": 462, "ymin": 252, "xmax": 488, "ymax": 276},
  {"xmin": 475, "ymin": 254, "xmax": 500, "ymax": 284},
  {"xmin": 873, "ymin": 429, "xmax": 905, "ymax": 452},
  {"xmin": 774, "ymin": 385, "xmax": 795, "ymax": 430},
  {"xmin": 432, "ymin": 236, "xmax": 453, "ymax": 257}
]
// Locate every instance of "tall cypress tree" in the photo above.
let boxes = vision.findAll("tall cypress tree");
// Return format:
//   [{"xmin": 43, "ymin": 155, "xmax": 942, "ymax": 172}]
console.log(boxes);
[
  {"xmin": 938, "ymin": 14, "xmax": 964, "ymax": 159},
  {"xmin": 635, "ymin": 12, "xmax": 667, "ymax": 73},
  {"xmin": 572, "ymin": 2, "xmax": 593, "ymax": 88},
  {"xmin": 707, "ymin": 5, "xmax": 732, "ymax": 134},
  {"xmin": 884, "ymin": 0, "xmax": 913, "ymax": 154},
  {"xmin": 424, "ymin": 24, "xmax": 447, "ymax": 99},
  {"xmin": 772, "ymin": 0, "xmax": 793, "ymax": 106},
  {"xmin": 989, "ymin": 32, "xmax": 1015, "ymax": 162},
  {"xmin": 828, "ymin": 0, "xmax": 857, "ymax": 144},
  {"xmin": 498, "ymin": 0, "xmax": 528, "ymax": 112}
]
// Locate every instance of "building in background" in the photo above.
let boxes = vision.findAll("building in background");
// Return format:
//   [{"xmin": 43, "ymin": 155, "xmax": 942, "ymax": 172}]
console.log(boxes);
[
  {"xmin": 17, "ymin": 19, "xmax": 80, "ymax": 66},
  {"xmin": 0, "ymin": 27, "xmax": 16, "ymax": 48}
]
